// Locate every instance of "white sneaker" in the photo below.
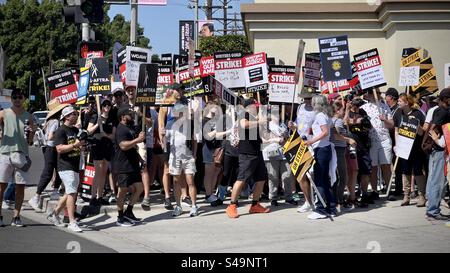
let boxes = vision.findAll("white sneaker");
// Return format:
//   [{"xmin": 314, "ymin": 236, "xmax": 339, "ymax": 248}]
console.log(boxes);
[
  {"xmin": 297, "ymin": 202, "xmax": 312, "ymax": 213},
  {"xmin": 47, "ymin": 212, "xmax": 65, "ymax": 227},
  {"xmin": 307, "ymin": 211, "xmax": 327, "ymax": 220},
  {"xmin": 205, "ymin": 195, "xmax": 218, "ymax": 203},
  {"xmin": 108, "ymin": 194, "xmax": 117, "ymax": 204},
  {"xmin": 28, "ymin": 195, "xmax": 40, "ymax": 210},
  {"xmin": 189, "ymin": 205, "xmax": 199, "ymax": 217},
  {"xmin": 67, "ymin": 222, "xmax": 83, "ymax": 233},
  {"xmin": 172, "ymin": 205, "xmax": 183, "ymax": 217}
]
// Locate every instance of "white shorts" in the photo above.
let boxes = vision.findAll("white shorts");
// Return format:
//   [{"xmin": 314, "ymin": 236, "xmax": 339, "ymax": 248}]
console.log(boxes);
[
  {"xmin": 169, "ymin": 155, "xmax": 196, "ymax": 176},
  {"xmin": 0, "ymin": 153, "xmax": 29, "ymax": 185},
  {"xmin": 137, "ymin": 142, "xmax": 147, "ymax": 164},
  {"xmin": 58, "ymin": 170, "xmax": 80, "ymax": 195},
  {"xmin": 370, "ymin": 139, "xmax": 392, "ymax": 166}
]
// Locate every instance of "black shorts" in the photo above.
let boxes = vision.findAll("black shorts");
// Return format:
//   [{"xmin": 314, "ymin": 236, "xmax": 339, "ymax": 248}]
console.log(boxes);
[
  {"xmin": 91, "ymin": 138, "xmax": 113, "ymax": 161},
  {"xmin": 117, "ymin": 172, "xmax": 142, "ymax": 188},
  {"xmin": 357, "ymin": 149, "xmax": 372, "ymax": 175},
  {"xmin": 400, "ymin": 152, "xmax": 425, "ymax": 176},
  {"xmin": 237, "ymin": 153, "xmax": 268, "ymax": 185}
]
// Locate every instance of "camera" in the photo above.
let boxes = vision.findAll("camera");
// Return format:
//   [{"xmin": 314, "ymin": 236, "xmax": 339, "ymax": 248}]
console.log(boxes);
[
  {"xmin": 77, "ymin": 130, "xmax": 89, "ymax": 141},
  {"xmin": 348, "ymin": 144, "xmax": 357, "ymax": 159}
]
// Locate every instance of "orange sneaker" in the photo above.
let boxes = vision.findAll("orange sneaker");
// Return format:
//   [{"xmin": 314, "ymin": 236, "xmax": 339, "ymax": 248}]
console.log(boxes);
[
  {"xmin": 226, "ymin": 204, "xmax": 239, "ymax": 218},
  {"xmin": 249, "ymin": 203, "xmax": 270, "ymax": 214}
]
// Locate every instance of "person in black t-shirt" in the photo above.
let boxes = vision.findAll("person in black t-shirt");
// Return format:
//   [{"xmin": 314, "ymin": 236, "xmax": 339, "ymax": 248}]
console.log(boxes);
[
  {"xmin": 113, "ymin": 106, "xmax": 146, "ymax": 226},
  {"xmin": 225, "ymin": 98, "xmax": 270, "ymax": 219},
  {"xmin": 393, "ymin": 94, "xmax": 426, "ymax": 207},
  {"xmin": 87, "ymin": 98, "xmax": 116, "ymax": 206},
  {"xmin": 80, "ymin": 96, "xmax": 97, "ymax": 130},
  {"xmin": 48, "ymin": 106, "xmax": 85, "ymax": 232},
  {"xmin": 426, "ymin": 88, "xmax": 450, "ymax": 221}
]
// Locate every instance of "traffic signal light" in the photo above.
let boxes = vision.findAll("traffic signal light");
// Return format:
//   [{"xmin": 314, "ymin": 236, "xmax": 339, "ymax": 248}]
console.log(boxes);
[{"xmin": 63, "ymin": 0, "xmax": 104, "ymax": 24}]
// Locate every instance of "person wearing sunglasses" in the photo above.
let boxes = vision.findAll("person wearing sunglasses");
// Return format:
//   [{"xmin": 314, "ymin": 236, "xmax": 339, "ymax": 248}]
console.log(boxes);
[{"xmin": 0, "ymin": 89, "xmax": 34, "ymax": 227}]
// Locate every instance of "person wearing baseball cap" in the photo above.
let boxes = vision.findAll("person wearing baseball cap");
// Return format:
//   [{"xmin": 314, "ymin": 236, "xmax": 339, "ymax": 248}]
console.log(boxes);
[
  {"xmin": 47, "ymin": 105, "xmax": 85, "ymax": 232},
  {"xmin": 226, "ymin": 97, "xmax": 270, "ymax": 219},
  {"xmin": 112, "ymin": 106, "xmax": 146, "ymax": 226}
]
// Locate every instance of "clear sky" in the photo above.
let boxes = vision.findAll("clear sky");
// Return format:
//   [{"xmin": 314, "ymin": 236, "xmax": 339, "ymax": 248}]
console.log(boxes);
[{"xmin": 108, "ymin": 0, "xmax": 254, "ymax": 56}]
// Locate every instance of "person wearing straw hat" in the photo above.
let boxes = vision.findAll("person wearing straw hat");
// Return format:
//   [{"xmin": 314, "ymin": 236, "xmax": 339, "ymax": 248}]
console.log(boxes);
[{"xmin": 28, "ymin": 99, "xmax": 68, "ymax": 211}]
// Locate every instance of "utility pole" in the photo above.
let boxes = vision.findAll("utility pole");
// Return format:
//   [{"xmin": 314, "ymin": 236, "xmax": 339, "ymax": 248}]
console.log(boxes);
[
  {"xmin": 205, "ymin": 0, "xmax": 213, "ymax": 20},
  {"xmin": 195, "ymin": 0, "xmax": 199, "ymax": 49},
  {"xmin": 222, "ymin": 0, "xmax": 228, "ymax": 35},
  {"xmin": 130, "ymin": 0, "xmax": 138, "ymax": 44}
]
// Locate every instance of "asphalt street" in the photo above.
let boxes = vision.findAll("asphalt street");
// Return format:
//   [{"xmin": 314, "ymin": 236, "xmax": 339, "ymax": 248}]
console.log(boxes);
[{"xmin": 1, "ymin": 147, "xmax": 449, "ymax": 253}]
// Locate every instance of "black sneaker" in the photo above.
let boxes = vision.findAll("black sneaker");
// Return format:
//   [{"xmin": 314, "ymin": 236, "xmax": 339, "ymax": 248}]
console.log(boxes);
[
  {"xmin": 98, "ymin": 198, "xmax": 110, "ymax": 206},
  {"xmin": 124, "ymin": 211, "xmax": 142, "ymax": 224},
  {"xmin": 11, "ymin": 217, "xmax": 25, "ymax": 227},
  {"xmin": 371, "ymin": 191, "xmax": 380, "ymax": 200},
  {"xmin": 361, "ymin": 194, "xmax": 374, "ymax": 204},
  {"xmin": 387, "ymin": 195, "xmax": 397, "ymax": 201},
  {"xmin": 426, "ymin": 213, "xmax": 450, "ymax": 221},
  {"xmin": 181, "ymin": 196, "xmax": 192, "ymax": 207},
  {"xmin": 164, "ymin": 198, "xmax": 174, "ymax": 210},
  {"xmin": 271, "ymin": 200, "xmax": 279, "ymax": 206},
  {"xmin": 0, "ymin": 216, "xmax": 4, "ymax": 227},
  {"xmin": 116, "ymin": 216, "xmax": 134, "ymax": 227},
  {"xmin": 89, "ymin": 197, "xmax": 99, "ymax": 207},
  {"xmin": 285, "ymin": 199, "xmax": 298, "ymax": 206},
  {"xmin": 210, "ymin": 199, "xmax": 223, "ymax": 207}
]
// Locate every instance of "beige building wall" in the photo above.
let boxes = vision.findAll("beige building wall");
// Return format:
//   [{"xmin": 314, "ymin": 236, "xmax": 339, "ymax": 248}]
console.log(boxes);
[{"xmin": 242, "ymin": 0, "xmax": 450, "ymax": 93}]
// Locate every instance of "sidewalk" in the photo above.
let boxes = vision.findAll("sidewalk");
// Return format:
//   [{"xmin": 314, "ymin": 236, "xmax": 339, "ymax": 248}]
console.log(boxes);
[{"xmin": 20, "ymin": 185, "xmax": 450, "ymax": 253}]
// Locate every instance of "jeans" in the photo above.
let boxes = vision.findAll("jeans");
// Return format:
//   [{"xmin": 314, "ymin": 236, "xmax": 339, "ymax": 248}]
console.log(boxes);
[
  {"xmin": 313, "ymin": 145, "xmax": 336, "ymax": 215},
  {"xmin": 37, "ymin": 146, "xmax": 62, "ymax": 195},
  {"xmin": 4, "ymin": 180, "xmax": 15, "ymax": 201},
  {"xmin": 426, "ymin": 150, "xmax": 446, "ymax": 216}
]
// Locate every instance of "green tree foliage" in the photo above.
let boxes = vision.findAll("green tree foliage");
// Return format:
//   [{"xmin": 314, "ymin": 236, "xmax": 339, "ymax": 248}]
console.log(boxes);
[
  {"xmin": 199, "ymin": 35, "xmax": 251, "ymax": 57},
  {"xmin": 0, "ymin": 0, "xmax": 150, "ymax": 110},
  {"xmin": 0, "ymin": 0, "xmax": 78, "ymax": 93}
]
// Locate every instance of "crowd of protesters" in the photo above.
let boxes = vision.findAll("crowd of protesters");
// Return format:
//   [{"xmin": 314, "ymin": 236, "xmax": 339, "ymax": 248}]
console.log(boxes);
[{"xmin": 1, "ymin": 84, "xmax": 450, "ymax": 231}]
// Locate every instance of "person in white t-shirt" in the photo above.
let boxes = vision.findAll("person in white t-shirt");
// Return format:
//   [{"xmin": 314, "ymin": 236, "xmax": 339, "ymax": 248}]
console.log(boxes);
[
  {"xmin": 303, "ymin": 95, "xmax": 336, "ymax": 220},
  {"xmin": 288, "ymin": 93, "xmax": 316, "ymax": 213},
  {"xmin": 361, "ymin": 90, "xmax": 394, "ymax": 199}
]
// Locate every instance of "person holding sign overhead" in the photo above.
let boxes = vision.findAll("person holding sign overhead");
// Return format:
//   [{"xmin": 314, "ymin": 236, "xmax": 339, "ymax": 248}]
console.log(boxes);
[{"xmin": 393, "ymin": 94, "xmax": 426, "ymax": 206}]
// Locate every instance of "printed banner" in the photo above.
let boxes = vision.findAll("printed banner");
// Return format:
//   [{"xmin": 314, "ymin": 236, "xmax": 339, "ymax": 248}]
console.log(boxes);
[
  {"xmin": 396, "ymin": 117, "xmax": 420, "ymax": 160},
  {"xmin": 244, "ymin": 52, "xmax": 269, "ymax": 93},
  {"xmin": 204, "ymin": 75, "xmax": 237, "ymax": 105},
  {"xmin": 79, "ymin": 58, "xmax": 111, "ymax": 96},
  {"xmin": 214, "ymin": 51, "xmax": 245, "ymax": 89},
  {"xmin": 156, "ymin": 66, "xmax": 176, "ymax": 106},
  {"xmin": 47, "ymin": 69, "xmax": 78, "ymax": 104},
  {"xmin": 79, "ymin": 41, "xmax": 103, "ymax": 59},
  {"xmin": 179, "ymin": 21, "xmax": 195, "ymax": 56},
  {"xmin": 77, "ymin": 67, "xmax": 90, "ymax": 104},
  {"xmin": 117, "ymin": 46, "xmax": 127, "ymax": 85},
  {"xmin": 349, "ymin": 61, "xmax": 363, "ymax": 94},
  {"xmin": 125, "ymin": 46, "xmax": 152, "ymax": 87},
  {"xmin": 200, "ymin": 56, "xmax": 215, "ymax": 77},
  {"xmin": 354, "ymin": 48, "xmax": 386, "ymax": 90},
  {"xmin": 178, "ymin": 61, "xmax": 205, "ymax": 97},
  {"xmin": 320, "ymin": 79, "xmax": 351, "ymax": 94},
  {"xmin": 161, "ymin": 53, "xmax": 172, "ymax": 66},
  {"xmin": 268, "ymin": 65, "xmax": 297, "ymax": 104},
  {"xmin": 283, "ymin": 130, "xmax": 315, "ymax": 183},
  {"xmin": 81, "ymin": 164, "xmax": 95, "ymax": 201},
  {"xmin": 411, "ymin": 57, "xmax": 439, "ymax": 97},
  {"xmin": 135, "ymin": 64, "xmax": 158, "ymax": 106},
  {"xmin": 318, "ymin": 35, "xmax": 352, "ymax": 82},
  {"xmin": 198, "ymin": 20, "xmax": 214, "ymax": 37},
  {"xmin": 303, "ymin": 53, "xmax": 321, "ymax": 90}
]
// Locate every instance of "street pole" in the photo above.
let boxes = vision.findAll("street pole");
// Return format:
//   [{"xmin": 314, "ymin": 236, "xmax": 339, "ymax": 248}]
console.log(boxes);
[
  {"xmin": 195, "ymin": 0, "xmax": 199, "ymax": 50},
  {"xmin": 131, "ymin": 0, "xmax": 138, "ymax": 44},
  {"xmin": 82, "ymin": 23, "xmax": 90, "ymax": 41}
]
